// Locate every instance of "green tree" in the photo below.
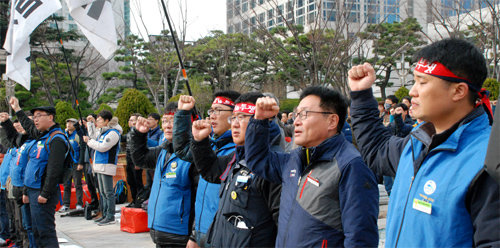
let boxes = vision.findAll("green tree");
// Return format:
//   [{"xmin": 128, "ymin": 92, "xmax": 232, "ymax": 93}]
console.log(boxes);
[
  {"xmin": 280, "ymin": 99, "xmax": 300, "ymax": 112},
  {"xmin": 95, "ymin": 103, "xmax": 114, "ymax": 115},
  {"xmin": 359, "ymin": 18, "xmax": 425, "ymax": 98},
  {"xmin": 395, "ymin": 86, "xmax": 410, "ymax": 102},
  {"xmin": 115, "ymin": 89, "xmax": 157, "ymax": 133},
  {"xmin": 483, "ymin": 78, "xmax": 499, "ymax": 100},
  {"xmin": 55, "ymin": 101, "xmax": 77, "ymax": 129}
]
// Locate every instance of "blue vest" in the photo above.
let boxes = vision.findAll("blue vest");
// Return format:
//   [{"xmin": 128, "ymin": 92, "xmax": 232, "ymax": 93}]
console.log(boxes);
[
  {"xmin": 194, "ymin": 130, "xmax": 236, "ymax": 234},
  {"xmin": 148, "ymin": 150, "xmax": 192, "ymax": 235},
  {"xmin": 94, "ymin": 129, "xmax": 120, "ymax": 164},
  {"xmin": 65, "ymin": 131, "xmax": 80, "ymax": 164},
  {"xmin": 385, "ymin": 113, "xmax": 491, "ymax": 247},
  {"xmin": 0, "ymin": 148, "xmax": 16, "ymax": 188},
  {"xmin": 10, "ymin": 140, "xmax": 36, "ymax": 187},
  {"xmin": 24, "ymin": 128, "xmax": 68, "ymax": 189}
]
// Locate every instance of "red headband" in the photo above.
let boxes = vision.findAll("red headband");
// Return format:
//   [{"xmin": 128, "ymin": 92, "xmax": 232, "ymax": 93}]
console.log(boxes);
[
  {"xmin": 164, "ymin": 112, "xmax": 175, "ymax": 116},
  {"xmin": 415, "ymin": 58, "xmax": 493, "ymax": 124},
  {"xmin": 213, "ymin": 97, "xmax": 235, "ymax": 107},
  {"xmin": 234, "ymin": 103, "xmax": 256, "ymax": 115},
  {"xmin": 414, "ymin": 58, "xmax": 477, "ymax": 91}
]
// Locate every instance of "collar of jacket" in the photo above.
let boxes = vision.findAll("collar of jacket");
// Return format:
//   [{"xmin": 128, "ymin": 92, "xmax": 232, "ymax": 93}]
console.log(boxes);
[
  {"xmin": 411, "ymin": 106, "xmax": 486, "ymax": 151},
  {"xmin": 160, "ymin": 139, "xmax": 173, "ymax": 153},
  {"xmin": 211, "ymin": 129, "xmax": 234, "ymax": 149},
  {"xmin": 300, "ymin": 133, "xmax": 342, "ymax": 166},
  {"xmin": 40, "ymin": 124, "xmax": 61, "ymax": 136},
  {"xmin": 149, "ymin": 126, "xmax": 161, "ymax": 135}
]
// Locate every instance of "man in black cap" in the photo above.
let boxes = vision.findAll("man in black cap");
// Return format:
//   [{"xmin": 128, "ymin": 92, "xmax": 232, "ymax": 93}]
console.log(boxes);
[{"xmin": 10, "ymin": 96, "xmax": 69, "ymax": 248}]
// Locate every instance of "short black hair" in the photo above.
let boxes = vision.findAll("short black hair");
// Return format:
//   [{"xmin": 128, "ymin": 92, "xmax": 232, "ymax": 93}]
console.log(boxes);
[
  {"xmin": 89, "ymin": 113, "xmax": 97, "ymax": 119},
  {"xmin": 401, "ymin": 96, "xmax": 411, "ymax": 103},
  {"xmin": 13, "ymin": 119, "xmax": 19, "ymax": 123},
  {"xmin": 97, "ymin": 110, "xmax": 113, "ymax": 121},
  {"xmin": 130, "ymin": 113, "xmax": 142, "ymax": 118},
  {"xmin": 300, "ymin": 86, "xmax": 348, "ymax": 132},
  {"xmin": 413, "ymin": 38, "xmax": 487, "ymax": 103},
  {"xmin": 235, "ymin": 92, "xmax": 264, "ymax": 105},
  {"xmin": 213, "ymin": 90, "xmax": 241, "ymax": 104},
  {"xmin": 148, "ymin": 113, "xmax": 161, "ymax": 121},
  {"xmin": 163, "ymin": 102, "xmax": 178, "ymax": 115},
  {"xmin": 395, "ymin": 103, "xmax": 409, "ymax": 112},
  {"xmin": 386, "ymin": 95, "xmax": 399, "ymax": 104}
]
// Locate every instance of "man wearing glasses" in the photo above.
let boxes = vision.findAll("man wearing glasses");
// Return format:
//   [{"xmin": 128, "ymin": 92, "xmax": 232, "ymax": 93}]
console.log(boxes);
[
  {"xmin": 188, "ymin": 92, "xmax": 281, "ymax": 247},
  {"xmin": 9, "ymin": 97, "xmax": 70, "ymax": 247},
  {"xmin": 173, "ymin": 91, "xmax": 240, "ymax": 248},
  {"xmin": 244, "ymin": 86, "xmax": 379, "ymax": 247}
]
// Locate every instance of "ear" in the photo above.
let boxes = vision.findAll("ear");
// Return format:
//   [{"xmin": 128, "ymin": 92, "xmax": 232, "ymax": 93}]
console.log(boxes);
[
  {"xmin": 451, "ymin": 82, "xmax": 470, "ymax": 102},
  {"xmin": 327, "ymin": 114, "xmax": 340, "ymax": 132}
]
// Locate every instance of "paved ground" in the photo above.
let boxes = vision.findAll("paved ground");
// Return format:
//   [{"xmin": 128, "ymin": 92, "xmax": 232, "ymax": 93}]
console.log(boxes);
[
  {"xmin": 56, "ymin": 187, "xmax": 389, "ymax": 248},
  {"xmin": 56, "ymin": 204, "xmax": 154, "ymax": 248}
]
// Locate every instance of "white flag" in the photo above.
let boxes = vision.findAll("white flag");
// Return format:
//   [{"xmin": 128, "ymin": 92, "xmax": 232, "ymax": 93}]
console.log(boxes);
[
  {"xmin": 66, "ymin": 0, "xmax": 117, "ymax": 59},
  {"xmin": 3, "ymin": 0, "xmax": 62, "ymax": 90}
]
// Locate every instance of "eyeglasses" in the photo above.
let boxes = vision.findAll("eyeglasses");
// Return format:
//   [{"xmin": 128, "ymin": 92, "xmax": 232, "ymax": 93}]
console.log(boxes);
[
  {"xmin": 294, "ymin": 110, "xmax": 334, "ymax": 120},
  {"xmin": 33, "ymin": 114, "xmax": 49, "ymax": 120},
  {"xmin": 227, "ymin": 114, "xmax": 253, "ymax": 124},
  {"xmin": 207, "ymin": 108, "xmax": 233, "ymax": 116}
]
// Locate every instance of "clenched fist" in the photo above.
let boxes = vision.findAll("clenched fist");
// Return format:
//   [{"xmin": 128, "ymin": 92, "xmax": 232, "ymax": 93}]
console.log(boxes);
[
  {"xmin": 255, "ymin": 97, "xmax": 280, "ymax": 120},
  {"xmin": 178, "ymin": 95, "xmax": 196, "ymax": 111},
  {"xmin": 348, "ymin": 63, "xmax": 376, "ymax": 92},
  {"xmin": 9, "ymin": 97, "xmax": 21, "ymax": 112},
  {"xmin": 135, "ymin": 117, "xmax": 150, "ymax": 133},
  {"xmin": 192, "ymin": 120, "xmax": 212, "ymax": 142}
]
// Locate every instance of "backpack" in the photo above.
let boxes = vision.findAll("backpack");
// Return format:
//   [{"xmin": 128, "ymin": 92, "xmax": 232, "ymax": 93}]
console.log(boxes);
[
  {"xmin": 114, "ymin": 179, "xmax": 128, "ymax": 204},
  {"xmin": 44, "ymin": 130, "xmax": 75, "ymax": 184},
  {"xmin": 132, "ymin": 187, "xmax": 150, "ymax": 208}
]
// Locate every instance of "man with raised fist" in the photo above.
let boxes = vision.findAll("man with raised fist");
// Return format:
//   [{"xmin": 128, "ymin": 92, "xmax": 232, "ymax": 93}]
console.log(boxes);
[
  {"xmin": 130, "ymin": 102, "xmax": 197, "ymax": 247},
  {"xmin": 349, "ymin": 38, "xmax": 499, "ymax": 247},
  {"xmin": 173, "ymin": 91, "xmax": 240, "ymax": 248},
  {"xmin": 189, "ymin": 92, "xmax": 281, "ymax": 247},
  {"xmin": 244, "ymin": 86, "xmax": 379, "ymax": 247}
]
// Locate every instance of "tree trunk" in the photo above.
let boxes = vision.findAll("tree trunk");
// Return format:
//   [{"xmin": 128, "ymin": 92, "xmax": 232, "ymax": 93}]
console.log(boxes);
[{"xmin": 379, "ymin": 66, "xmax": 392, "ymax": 99}]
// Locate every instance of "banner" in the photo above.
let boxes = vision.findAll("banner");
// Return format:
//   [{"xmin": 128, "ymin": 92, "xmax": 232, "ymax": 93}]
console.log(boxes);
[
  {"xmin": 3, "ymin": 0, "xmax": 62, "ymax": 90},
  {"xmin": 65, "ymin": 0, "xmax": 117, "ymax": 59}
]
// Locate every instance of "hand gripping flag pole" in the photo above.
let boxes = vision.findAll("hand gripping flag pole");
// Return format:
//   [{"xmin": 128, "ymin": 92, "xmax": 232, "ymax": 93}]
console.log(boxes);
[{"xmin": 159, "ymin": 0, "xmax": 199, "ymax": 119}]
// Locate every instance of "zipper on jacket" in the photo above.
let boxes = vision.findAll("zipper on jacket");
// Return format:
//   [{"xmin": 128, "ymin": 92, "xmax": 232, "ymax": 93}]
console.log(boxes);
[{"xmin": 394, "ymin": 176, "xmax": 414, "ymax": 248}]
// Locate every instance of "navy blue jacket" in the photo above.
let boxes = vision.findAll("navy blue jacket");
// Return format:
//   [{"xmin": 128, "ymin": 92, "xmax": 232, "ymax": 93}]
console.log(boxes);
[{"xmin": 244, "ymin": 118, "xmax": 379, "ymax": 247}]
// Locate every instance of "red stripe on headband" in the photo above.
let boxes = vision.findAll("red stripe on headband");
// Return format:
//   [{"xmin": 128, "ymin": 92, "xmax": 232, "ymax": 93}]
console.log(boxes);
[
  {"xmin": 414, "ymin": 58, "xmax": 471, "ymax": 83},
  {"xmin": 164, "ymin": 112, "xmax": 175, "ymax": 116},
  {"xmin": 213, "ymin": 97, "xmax": 235, "ymax": 107},
  {"xmin": 234, "ymin": 103, "xmax": 256, "ymax": 115}
]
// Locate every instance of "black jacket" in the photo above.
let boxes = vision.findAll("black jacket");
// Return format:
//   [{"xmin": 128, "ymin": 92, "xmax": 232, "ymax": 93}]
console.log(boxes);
[
  {"xmin": 16, "ymin": 111, "xmax": 67, "ymax": 199},
  {"xmin": 191, "ymin": 139, "xmax": 281, "ymax": 248}
]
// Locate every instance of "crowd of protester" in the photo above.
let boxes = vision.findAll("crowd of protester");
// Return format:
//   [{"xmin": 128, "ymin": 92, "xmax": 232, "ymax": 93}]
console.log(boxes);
[{"xmin": 0, "ymin": 38, "xmax": 498, "ymax": 248}]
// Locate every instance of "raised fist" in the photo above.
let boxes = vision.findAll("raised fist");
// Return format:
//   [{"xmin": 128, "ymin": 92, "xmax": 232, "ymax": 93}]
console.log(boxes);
[
  {"xmin": 86, "ymin": 115, "xmax": 95, "ymax": 123},
  {"xmin": 135, "ymin": 117, "xmax": 150, "ymax": 133},
  {"xmin": 255, "ymin": 97, "xmax": 280, "ymax": 120},
  {"xmin": 191, "ymin": 120, "xmax": 212, "ymax": 141},
  {"xmin": 178, "ymin": 95, "xmax": 196, "ymax": 111},
  {"xmin": 348, "ymin": 63, "xmax": 376, "ymax": 92},
  {"xmin": 395, "ymin": 106, "xmax": 404, "ymax": 115},
  {"xmin": 9, "ymin": 97, "xmax": 21, "ymax": 112},
  {"xmin": 0, "ymin": 112, "xmax": 9, "ymax": 123}
]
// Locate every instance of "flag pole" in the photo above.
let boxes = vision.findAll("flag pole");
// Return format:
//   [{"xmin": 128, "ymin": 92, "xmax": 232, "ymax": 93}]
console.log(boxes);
[
  {"xmin": 51, "ymin": 15, "xmax": 86, "ymax": 124},
  {"xmin": 159, "ymin": 0, "xmax": 199, "ymax": 118}
]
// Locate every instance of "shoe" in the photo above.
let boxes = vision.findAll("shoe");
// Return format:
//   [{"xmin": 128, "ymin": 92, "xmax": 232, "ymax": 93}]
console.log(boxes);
[
  {"xmin": 93, "ymin": 216, "xmax": 106, "ymax": 223},
  {"xmin": 58, "ymin": 206, "xmax": 69, "ymax": 213},
  {"xmin": 125, "ymin": 202, "xmax": 135, "ymax": 208},
  {"xmin": 97, "ymin": 218, "xmax": 116, "ymax": 226},
  {"xmin": 76, "ymin": 205, "xmax": 83, "ymax": 210}
]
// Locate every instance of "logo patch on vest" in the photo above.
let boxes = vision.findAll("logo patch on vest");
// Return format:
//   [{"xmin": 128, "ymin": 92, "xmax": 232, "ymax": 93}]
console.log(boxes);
[
  {"xmin": 290, "ymin": 169, "xmax": 296, "ymax": 177},
  {"xmin": 423, "ymin": 180, "xmax": 437, "ymax": 195},
  {"xmin": 171, "ymin": 161, "xmax": 178, "ymax": 172}
]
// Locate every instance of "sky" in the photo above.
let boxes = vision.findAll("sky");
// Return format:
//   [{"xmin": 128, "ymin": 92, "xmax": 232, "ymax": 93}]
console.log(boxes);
[{"xmin": 129, "ymin": 0, "xmax": 227, "ymax": 42}]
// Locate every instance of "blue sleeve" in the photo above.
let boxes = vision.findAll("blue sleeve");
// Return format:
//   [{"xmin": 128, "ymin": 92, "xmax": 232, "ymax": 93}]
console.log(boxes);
[
  {"xmin": 147, "ymin": 139, "xmax": 159, "ymax": 148},
  {"xmin": 244, "ymin": 118, "xmax": 290, "ymax": 184},
  {"xmin": 350, "ymin": 89, "xmax": 410, "ymax": 177},
  {"xmin": 339, "ymin": 156, "xmax": 379, "ymax": 247}
]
